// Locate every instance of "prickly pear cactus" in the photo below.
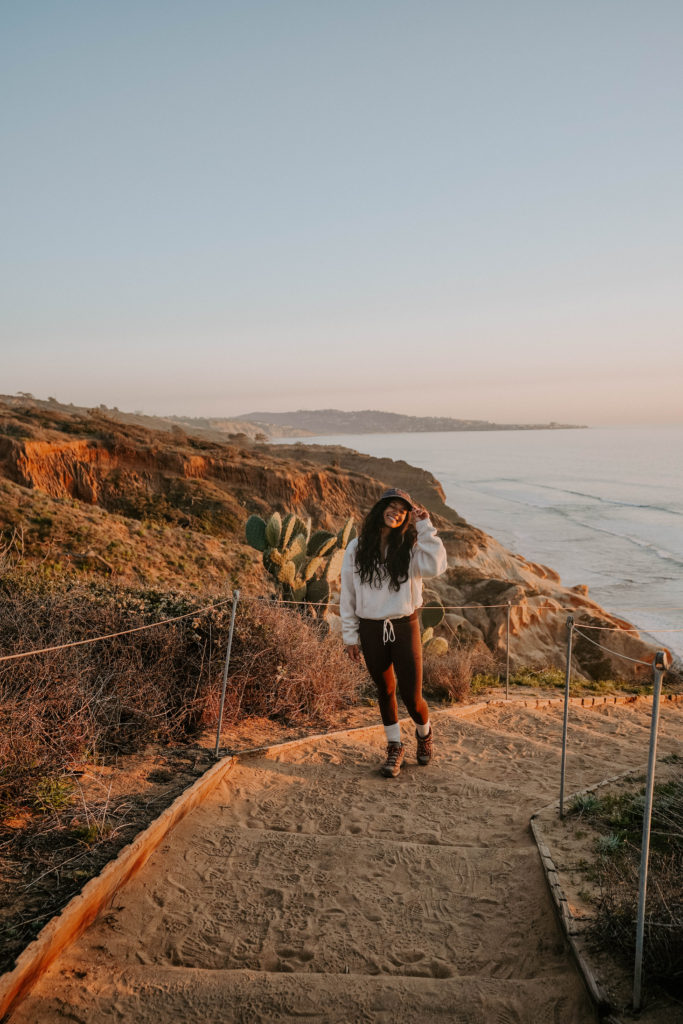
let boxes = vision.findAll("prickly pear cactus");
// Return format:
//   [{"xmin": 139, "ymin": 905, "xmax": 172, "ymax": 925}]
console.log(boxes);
[{"xmin": 247, "ymin": 506, "xmax": 353, "ymax": 622}]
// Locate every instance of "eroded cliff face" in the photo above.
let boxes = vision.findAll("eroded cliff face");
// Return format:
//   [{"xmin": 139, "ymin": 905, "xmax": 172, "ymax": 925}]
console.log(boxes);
[
  {"xmin": 272, "ymin": 442, "xmax": 668, "ymax": 682},
  {"xmin": 0, "ymin": 405, "xmax": 668, "ymax": 682}
]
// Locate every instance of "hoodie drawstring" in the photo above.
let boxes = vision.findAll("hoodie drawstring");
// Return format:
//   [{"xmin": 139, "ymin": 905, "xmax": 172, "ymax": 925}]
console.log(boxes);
[{"xmin": 382, "ymin": 618, "xmax": 396, "ymax": 645}]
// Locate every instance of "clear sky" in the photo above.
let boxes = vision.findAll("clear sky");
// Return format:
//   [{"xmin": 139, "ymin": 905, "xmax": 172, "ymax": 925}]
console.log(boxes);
[{"xmin": 2, "ymin": 1, "xmax": 682, "ymax": 425}]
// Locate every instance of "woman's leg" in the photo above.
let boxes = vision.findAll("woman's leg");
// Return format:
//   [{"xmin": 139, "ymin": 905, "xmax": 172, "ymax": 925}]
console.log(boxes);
[
  {"xmin": 358, "ymin": 618, "xmax": 400, "ymax": 725},
  {"xmin": 391, "ymin": 614, "xmax": 429, "ymax": 726}
]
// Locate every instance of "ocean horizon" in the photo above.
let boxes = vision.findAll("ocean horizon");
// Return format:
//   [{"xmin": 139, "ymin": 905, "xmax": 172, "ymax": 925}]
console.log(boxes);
[{"xmin": 272, "ymin": 426, "xmax": 683, "ymax": 660}]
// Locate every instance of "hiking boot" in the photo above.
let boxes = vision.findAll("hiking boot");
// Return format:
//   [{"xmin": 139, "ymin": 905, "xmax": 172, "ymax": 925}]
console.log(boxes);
[
  {"xmin": 381, "ymin": 741, "xmax": 404, "ymax": 778},
  {"xmin": 416, "ymin": 727, "xmax": 433, "ymax": 766}
]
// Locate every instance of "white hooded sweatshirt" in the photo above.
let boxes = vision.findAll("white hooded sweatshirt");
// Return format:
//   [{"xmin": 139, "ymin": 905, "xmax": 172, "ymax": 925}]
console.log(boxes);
[{"xmin": 340, "ymin": 517, "xmax": 448, "ymax": 645}]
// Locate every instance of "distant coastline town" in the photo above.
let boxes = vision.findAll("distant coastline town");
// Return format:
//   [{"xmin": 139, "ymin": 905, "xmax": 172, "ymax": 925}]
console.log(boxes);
[{"xmin": 1, "ymin": 395, "xmax": 587, "ymax": 442}]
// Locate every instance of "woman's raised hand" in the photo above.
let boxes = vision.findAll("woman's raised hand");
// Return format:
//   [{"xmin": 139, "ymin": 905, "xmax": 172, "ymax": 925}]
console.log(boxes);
[{"xmin": 410, "ymin": 506, "xmax": 429, "ymax": 525}]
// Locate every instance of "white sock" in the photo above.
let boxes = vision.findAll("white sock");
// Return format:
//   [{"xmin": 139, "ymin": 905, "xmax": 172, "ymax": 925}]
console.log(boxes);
[
  {"xmin": 384, "ymin": 723, "xmax": 401, "ymax": 744},
  {"xmin": 416, "ymin": 720, "xmax": 431, "ymax": 738}
]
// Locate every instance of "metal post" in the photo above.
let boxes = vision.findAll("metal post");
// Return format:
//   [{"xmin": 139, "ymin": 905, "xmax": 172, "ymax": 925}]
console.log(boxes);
[
  {"xmin": 633, "ymin": 650, "xmax": 668, "ymax": 1012},
  {"xmin": 505, "ymin": 602, "xmax": 511, "ymax": 700},
  {"xmin": 214, "ymin": 589, "xmax": 240, "ymax": 759},
  {"xmin": 559, "ymin": 615, "xmax": 574, "ymax": 818}
]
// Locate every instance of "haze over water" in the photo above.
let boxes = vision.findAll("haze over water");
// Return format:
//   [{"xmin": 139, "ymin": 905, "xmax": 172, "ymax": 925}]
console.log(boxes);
[{"xmin": 275, "ymin": 427, "xmax": 683, "ymax": 660}]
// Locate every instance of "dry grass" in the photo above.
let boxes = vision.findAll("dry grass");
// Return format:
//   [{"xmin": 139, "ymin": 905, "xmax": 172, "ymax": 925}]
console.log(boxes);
[{"xmin": 422, "ymin": 640, "xmax": 498, "ymax": 703}]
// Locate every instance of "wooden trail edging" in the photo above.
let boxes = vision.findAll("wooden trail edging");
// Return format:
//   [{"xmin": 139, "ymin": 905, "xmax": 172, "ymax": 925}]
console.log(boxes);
[
  {"xmin": 0, "ymin": 754, "xmax": 241, "ymax": 1020},
  {"xmin": 1, "ymin": 691, "xmax": 680, "ymax": 1020}
]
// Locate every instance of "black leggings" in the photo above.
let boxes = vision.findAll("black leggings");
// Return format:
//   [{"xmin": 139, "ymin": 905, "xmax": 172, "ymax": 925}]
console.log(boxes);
[{"xmin": 358, "ymin": 612, "xmax": 429, "ymax": 727}]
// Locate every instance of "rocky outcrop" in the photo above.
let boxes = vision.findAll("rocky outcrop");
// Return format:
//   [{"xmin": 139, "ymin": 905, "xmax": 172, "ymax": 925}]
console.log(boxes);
[{"xmin": 0, "ymin": 404, "xmax": 670, "ymax": 682}]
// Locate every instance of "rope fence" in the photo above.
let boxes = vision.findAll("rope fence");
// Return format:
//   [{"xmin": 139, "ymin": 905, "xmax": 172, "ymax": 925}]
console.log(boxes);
[
  {"xmin": 575, "ymin": 622, "xmax": 683, "ymax": 633},
  {"xmin": 2, "ymin": 591, "xmax": 680, "ymax": 664},
  {"xmin": 572, "ymin": 629, "xmax": 653, "ymax": 667},
  {"xmin": 0, "ymin": 598, "xmax": 233, "ymax": 664}
]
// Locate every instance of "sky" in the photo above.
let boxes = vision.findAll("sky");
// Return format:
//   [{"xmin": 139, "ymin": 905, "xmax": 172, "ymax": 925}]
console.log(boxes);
[{"xmin": 2, "ymin": 1, "xmax": 682, "ymax": 425}]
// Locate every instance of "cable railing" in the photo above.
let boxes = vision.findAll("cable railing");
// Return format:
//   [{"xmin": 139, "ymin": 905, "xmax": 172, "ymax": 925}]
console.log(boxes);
[
  {"xmin": 0, "ymin": 598, "xmax": 233, "ymax": 664},
  {"xmin": 1, "ymin": 589, "xmax": 679, "ymax": 670}
]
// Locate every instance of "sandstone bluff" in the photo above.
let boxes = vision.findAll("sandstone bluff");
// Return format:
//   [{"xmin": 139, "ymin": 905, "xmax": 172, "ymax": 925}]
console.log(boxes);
[{"xmin": 0, "ymin": 398, "xmax": 664, "ymax": 681}]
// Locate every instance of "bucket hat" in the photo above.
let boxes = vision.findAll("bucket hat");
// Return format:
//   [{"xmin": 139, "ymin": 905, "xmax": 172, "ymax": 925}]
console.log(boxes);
[{"xmin": 376, "ymin": 488, "xmax": 415, "ymax": 510}]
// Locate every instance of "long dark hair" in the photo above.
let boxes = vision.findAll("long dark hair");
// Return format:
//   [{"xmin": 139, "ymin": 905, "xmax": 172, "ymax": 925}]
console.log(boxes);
[{"xmin": 355, "ymin": 498, "xmax": 417, "ymax": 591}]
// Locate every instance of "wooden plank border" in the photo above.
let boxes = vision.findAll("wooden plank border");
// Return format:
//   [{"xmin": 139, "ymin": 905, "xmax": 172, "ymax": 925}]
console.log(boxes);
[{"xmin": 0, "ymin": 753, "xmax": 240, "ymax": 1020}]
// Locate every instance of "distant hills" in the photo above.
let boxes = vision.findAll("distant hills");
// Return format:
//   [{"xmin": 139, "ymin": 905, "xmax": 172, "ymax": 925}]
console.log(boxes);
[
  {"xmin": 1, "ymin": 396, "xmax": 585, "ymax": 442},
  {"xmin": 236, "ymin": 409, "xmax": 586, "ymax": 436}
]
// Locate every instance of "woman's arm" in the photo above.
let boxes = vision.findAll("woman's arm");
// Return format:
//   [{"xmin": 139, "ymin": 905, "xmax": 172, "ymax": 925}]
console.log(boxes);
[
  {"xmin": 410, "ymin": 511, "xmax": 448, "ymax": 579},
  {"xmin": 340, "ymin": 542, "xmax": 361, "ymax": 646}
]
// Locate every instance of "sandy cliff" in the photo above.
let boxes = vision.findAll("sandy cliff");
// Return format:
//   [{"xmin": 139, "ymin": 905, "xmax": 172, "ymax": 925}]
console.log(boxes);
[{"xmin": 0, "ymin": 403, "xmax": 668, "ymax": 681}]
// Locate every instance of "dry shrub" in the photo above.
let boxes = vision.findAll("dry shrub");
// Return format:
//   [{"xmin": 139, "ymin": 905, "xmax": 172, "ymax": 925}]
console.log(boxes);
[
  {"xmin": 587, "ymin": 774, "xmax": 683, "ymax": 996},
  {"xmin": 422, "ymin": 640, "xmax": 496, "ymax": 703},
  {"xmin": 0, "ymin": 568, "xmax": 364, "ymax": 811},
  {"xmin": 225, "ymin": 601, "xmax": 366, "ymax": 726}
]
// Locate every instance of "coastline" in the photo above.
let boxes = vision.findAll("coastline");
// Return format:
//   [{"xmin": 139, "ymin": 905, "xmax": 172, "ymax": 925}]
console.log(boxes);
[{"xmin": 270, "ymin": 428, "xmax": 683, "ymax": 661}]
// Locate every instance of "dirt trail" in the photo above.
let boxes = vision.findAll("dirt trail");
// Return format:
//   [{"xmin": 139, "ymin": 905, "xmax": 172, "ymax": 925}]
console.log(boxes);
[{"xmin": 12, "ymin": 699, "xmax": 682, "ymax": 1024}]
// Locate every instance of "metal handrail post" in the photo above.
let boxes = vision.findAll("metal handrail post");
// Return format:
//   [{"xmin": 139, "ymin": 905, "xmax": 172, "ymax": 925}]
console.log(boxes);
[
  {"xmin": 214, "ymin": 589, "xmax": 240, "ymax": 759},
  {"xmin": 559, "ymin": 615, "xmax": 574, "ymax": 818},
  {"xmin": 633, "ymin": 650, "xmax": 668, "ymax": 1012},
  {"xmin": 505, "ymin": 602, "xmax": 511, "ymax": 700}
]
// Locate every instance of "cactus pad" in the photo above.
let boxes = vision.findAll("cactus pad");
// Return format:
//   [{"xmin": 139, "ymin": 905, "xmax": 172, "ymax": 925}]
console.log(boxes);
[
  {"xmin": 337, "ymin": 518, "xmax": 357, "ymax": 549},
  {"xmin": 323, "ymin": 547, "xmax": 345, "ymax": 583},
  {"xmin": 288, "ymin": 533, "xmax": 307, "ymax": 559},
  {"xmin": 307, "ymin": 530, "xmax": 337, "ymax": 557},
  {"xmin": 291, "ymin": 516, "xmax": 309, "ymax": 541},
  {"xmin": 265, "ymin": 512, "xmax": 282, "ymax": 548},
  {"xmin": 291, "ymin": 551, "xmax": 307, "ymax": 572},
  {"xmin": 306, "ymin": 577, "xmax": 330, "ymax": 607},
  {"xmin": 262, "ymin": 549, "xmax": 279, "ymax": 576},
  {"xmin": 421, "ymin": 600, "xmax": 445, "ymax": 628},
  {"xmin": 245, "ymin": 515, "xmax": 267, "ymax": 551},
  {"xmin": 304, "ymin": 556, "xmax": 324, "ymax": 581},
  {"xmin": 280, "ymin": 513, "xmax": 296, "ymax": 550},
  {"xmin": 278, "ymin": 560, "xmax": 296, "ymax": 586},
  {"xmin": 424, "ymin": 636, "xmax": 449, "ymax": 657}
]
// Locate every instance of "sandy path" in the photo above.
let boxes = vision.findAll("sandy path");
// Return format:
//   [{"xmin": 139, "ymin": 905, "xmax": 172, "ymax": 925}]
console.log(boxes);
[{"xmin": 13, "ymin": 699, "xmax": 682, "ymax": 1024}]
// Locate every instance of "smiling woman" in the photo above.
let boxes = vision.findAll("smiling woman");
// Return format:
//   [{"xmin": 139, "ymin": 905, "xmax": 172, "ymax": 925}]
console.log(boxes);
[{"xmin": 340, "ymin": 488, "xmax": 448, "ymax": 778}]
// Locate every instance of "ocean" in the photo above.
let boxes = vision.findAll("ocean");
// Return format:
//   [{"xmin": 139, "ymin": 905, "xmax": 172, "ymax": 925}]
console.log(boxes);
[{"xmin": 272, "ymin": 427, "xmax": 683, "ymax": 659}]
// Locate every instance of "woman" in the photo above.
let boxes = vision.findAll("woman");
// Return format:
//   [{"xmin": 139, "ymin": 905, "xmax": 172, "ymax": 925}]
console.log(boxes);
[{"xmin": 341, "ymin": 488, "xmax": 448, "ymax": 778}]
